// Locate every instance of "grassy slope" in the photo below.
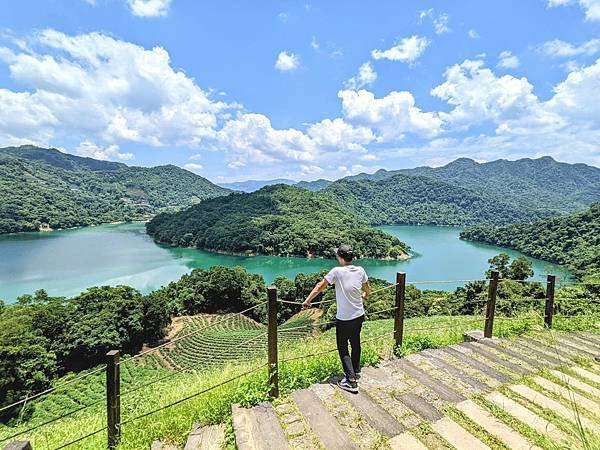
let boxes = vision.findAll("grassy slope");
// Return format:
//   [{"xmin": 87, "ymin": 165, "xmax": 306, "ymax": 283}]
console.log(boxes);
[{"xmin": 1, "ymin": 310, "xmax": 598, "ymax": 450}]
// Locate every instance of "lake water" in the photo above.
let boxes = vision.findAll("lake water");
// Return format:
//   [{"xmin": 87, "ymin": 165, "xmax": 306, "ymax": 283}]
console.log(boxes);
[{"xmin": 0, "ymin": 222, "xmax": 573, "ymax": 302}]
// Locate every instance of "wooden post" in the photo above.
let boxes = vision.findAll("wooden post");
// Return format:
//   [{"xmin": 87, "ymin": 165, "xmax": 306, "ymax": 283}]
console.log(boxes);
[
  {"xmin": 545, "ymin": 275, "xmax": 556, "ymax": 328},
  {"xmin": 106, "ymin": 350, "xmax": 121, "ymax": 450},
  {"xmin": 484, "ymin": 270, "xmax": 499, "ymax": 338},
  {"xmin": 394, "ymin": 272, "xmax": 406, "ymax": 353},
  {"xmin": 267, "ymin": 286, "xmax": 279, "ymax": 398}
]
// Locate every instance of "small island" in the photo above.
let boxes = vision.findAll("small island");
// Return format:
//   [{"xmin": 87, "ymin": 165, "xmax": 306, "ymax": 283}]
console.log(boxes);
[{"xmin": 146, "ymin": 184, "xmax": 409, "ymax": 260}]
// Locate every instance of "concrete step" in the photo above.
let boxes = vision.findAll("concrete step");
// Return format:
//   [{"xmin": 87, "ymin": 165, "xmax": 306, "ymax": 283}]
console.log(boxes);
[
  {"xmin": 391, "ymin": 358, "xmax": 466, "ymax": 402},
  {"xmin": 431, "ymin": 416, "xmax": 490, "ymax": 450},
  {"xmin": 550, "ymin": 369, "xmax": 600, "ymax": 398},
  {"xmin": 232, "ymin": 402, "xmax": 289, "ymax": 450},
  {"xmin": 508, "ymin": 339, "xmax": 563, "ymax": 367},
  {"xmin": 441, "ymin": 346, "xmax": 511, "ymax": 383},
  {"xmin": 554, "ymin": 336, "xmax": 598, "ymax": 358},
  {"xmin": 388, "ymin": 431, "xmax": 428, "ymax": 449},
  {"xmin": 486, "ymin": 391, "xmax": 569, "ymax": 443},
  {"xmin": 571, "ymin": 366, "xmax": 600, "ymax": 385},
  {"xmin": 508, "ymin": 384, "xmax": 596, "ymax": 430},
  {"xmin": 456, "ymin": 400, "xmax": 541, "ymax": 450},
  {"xmin": 480, "ymin": 339, "xmax": 545, "ymax": 370},
  {"xmin": 464, "ymin": 342, "xmax": 531, "ymax": 376},
  {"xmin": 292, "ymin": 388, "xmax": 358, "ymax": 450},
  {"xmin": 184, "ymin": 423, "xmax": 224, "ymax": 450},
  {"xmin": 336, "ymin": 386, "xmax": 405, "ymax": 437},
  {"xmin": 420, "ymin": 350, "xmax": 491, "ymax": 392},
  {"xmin": 532, "ymin": 376, "xmax": 600, "ymax": 416}
]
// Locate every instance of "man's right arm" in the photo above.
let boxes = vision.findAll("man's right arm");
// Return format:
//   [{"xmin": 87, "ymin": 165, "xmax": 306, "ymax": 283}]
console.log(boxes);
[{"xmin": 303, "ymin": 278, "xmax": 329, "ymax": 308}]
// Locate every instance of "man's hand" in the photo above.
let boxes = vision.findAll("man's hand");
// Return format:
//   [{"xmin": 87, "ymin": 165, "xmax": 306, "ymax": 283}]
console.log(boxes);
[{"xmin": 302, "ymin": 299, "xmax": 312, "ymax": 309}]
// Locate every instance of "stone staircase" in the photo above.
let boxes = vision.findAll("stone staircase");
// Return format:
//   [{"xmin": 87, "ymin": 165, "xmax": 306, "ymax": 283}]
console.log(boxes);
[{"xmin": 175, "ymin": 331, "xmax": 600, "ymax": 449}]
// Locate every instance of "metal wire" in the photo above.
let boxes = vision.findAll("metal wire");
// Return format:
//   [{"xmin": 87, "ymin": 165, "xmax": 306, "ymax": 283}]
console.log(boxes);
[
  {"xmin": 53, "ymin": 426, "xmax": 107, "ymax": 450},
  {"xmin": 0, "ymin": 365, "xmax": 106, "ymax": 414},
  {"xmin": 277, "ymin": 299, "xmax": 334, "ymax": 305},
  {"xmin": 120, "ymin": 363, "xmax": 268, "ymax": 426}
]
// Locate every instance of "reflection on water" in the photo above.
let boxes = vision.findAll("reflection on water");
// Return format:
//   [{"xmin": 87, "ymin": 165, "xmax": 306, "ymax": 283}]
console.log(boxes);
[{"xmin": 0, "ymin": 222, "xmax": 573, "ymax": 302}]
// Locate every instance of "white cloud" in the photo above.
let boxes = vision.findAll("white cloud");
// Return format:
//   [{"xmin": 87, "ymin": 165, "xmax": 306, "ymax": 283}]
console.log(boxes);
[
  {"xmin": 275, "ymin": 51, "xmax": 300, "ymax": 72},
  {"xmin": 338, "ymin": 89, "xmax": 442, "ymax": 141},
  {"xmin": 344, "ymin": 62, "xmax": 377, "ymax": 89},
  {"xmin": 371, "ymin": 35, "xmax": 429, "ymax": 64},
  {"xmin": 468, "ymin": 29, "xmax": 480, "ymax": 39},
  {"xmin": 0, "ymin": 29, "xmax": 231, "ymax": 149},
  {"xmin": 307, "ymin": 118, "xmax": 374, "ymax": 151},
  {"xmin": 76, "ymin": 141, "xmax": 134, "ymax": 161},
  {"xmin": 278, "ymin": 12, "xmax": 289, "ymax": 22},
  {"xmin": 189, "ymin": 153, "xmax": 202, "ymax": 160},
  {"xmin": 310, "ymin": 36, "xmax": 319, "ymax": 51},
  {"xmin": 183, "ymin": 162, "xmax": 203, "ymax": 171},
  {"xmin": 127, "ymin": 0, "xmax": 172, "ymax": 17},
  {"xmin": 497, "ymin": 50, "xmax": 520, "ymax": 69},
  {"xmin": 540, "ymin": 38, "xmax": 600, "ymax": 58},
  {"xmin": 431, "ymin": 59, "xmax": 564, "ymax": 134},
  {"xmin": 547, "ymin": 0, "xmax": 600, "ymax": 21},
  {"xmin": 418, "ymin": 9, "xmax": 451, "ymax": 34}
]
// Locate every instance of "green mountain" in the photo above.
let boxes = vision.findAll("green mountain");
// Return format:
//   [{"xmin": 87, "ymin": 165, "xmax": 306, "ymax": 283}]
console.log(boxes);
[
  {"xmin": 344, "ymin": 156, "xmax": 600, "ymax": 217},
  {"xmin": 322, "ymin": 174, "xmax": 536, "ymax": 226},
  {"xmin": 294, "ymin": 178, "xmax": 332, "ymax": 191},
  {"xmin": 460, "ymin": 204, "xmax": 600, "ymax": 278},
  {"xmin": 0, "ymin": 145, "xmax": 229, "ymax": 234},
  {"xmin": 219, "ymin": 178, "xmax": 296, "ymax": 192},
  {"xmin": 146, "ymin": 184, "xmax": 408, "ymax": 259}
]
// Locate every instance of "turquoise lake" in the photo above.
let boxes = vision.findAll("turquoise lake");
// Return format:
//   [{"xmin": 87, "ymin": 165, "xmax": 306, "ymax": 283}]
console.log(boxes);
[{"xmin": 0, "ymin": 222, "xmax": 573, "ymax": 302}]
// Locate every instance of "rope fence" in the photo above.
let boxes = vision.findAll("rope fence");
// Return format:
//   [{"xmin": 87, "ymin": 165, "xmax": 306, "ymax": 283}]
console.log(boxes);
[{"xmin": 4, "ymin": 270, "xmax": 599, "ymax": 450}]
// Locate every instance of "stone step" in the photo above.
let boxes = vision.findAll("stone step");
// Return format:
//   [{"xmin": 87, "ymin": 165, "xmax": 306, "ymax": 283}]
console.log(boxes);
[
  {"xmin": 464, "ymin": 342, "xmax": 531, "ymax": 376},
  {"xmin": 396, "ymin": 392, "xmax": 444, "ymax": 422},
  {"xmin": 554, "ymin": 336, "xmax": 597, "ymax": 358},
  {"xmin": 577, "ymin": 333, "xmax": 600, "ymax": 346},
  {"xmin": 532, "ymin": 376, "xmax": 600, "ymax": 416},
  {"xmin": 292, "ymin": 389, "xmax": 358, "ymax": 450},
  {"xmin": 526, "ymin": 336, "xmax": 579, "ymax": 362},
  {"xmin": 508, "ymin": 384, "xmax": 596, "ymax": 430},
  {"xmin": 150, "ymin": 440, "xmax": 179, "ymax": 450},
  {"xmin": 570, "ymin": 335, "xmax": 600, "ymax": 352},
  {"xmin": 421, "ymin": 350, "xmax": 490, "ymax": 392},
  {"xmin": 571, "ymin": 366, "xmax": 600, "ymax": 385},
  {"xmin": 479, "ymin": 339, "xmax": 545, "ymax": 370},
  {"xmin": 431, "ymin": 416, "xmax": 490, "ymax": 450},
  {"xmin": 391, "ymin": 358, "xmax": 466, "ymax": 403},
  {"xmin": 456, "ymin": 400, "xmax": 541, "ymax": 450},
  {"xmin": 441, "ymin": 346, "xmax": 511, "ymax": 383},
  {"xmin": 336, "ymin": 386, "xmax": 405, "ymax": 437},
  {"xmin": 550, "ymin": 369, "xmax": 600, "ymax": 398},
  {"xmin": 232, "ymin": 403, "xmax": 289, "ymax": 450},
  {"xmin": 184, "ymin": 423, "xmax": 224, "ymax": 450},
  {"xmin": 388, "ymin": 431, "xmax": 428, "ymax": 450},
  {"xmin": 509, "ymin": 339, "xmax": 563, "ymax": 367},
  {"xmin": 485, "ymin": 391, "xmax": 569, "ymax": 443}
]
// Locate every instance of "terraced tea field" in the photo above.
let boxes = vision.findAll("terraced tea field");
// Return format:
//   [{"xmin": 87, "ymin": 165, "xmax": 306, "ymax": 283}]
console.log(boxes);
[{"xmin": 152, "ymin": 310, "xmax": 320, "ymax": 372}]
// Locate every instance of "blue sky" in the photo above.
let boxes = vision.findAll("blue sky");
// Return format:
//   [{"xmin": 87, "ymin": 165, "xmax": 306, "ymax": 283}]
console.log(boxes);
[{"xmin": 0, "ymin": 0, "xmax": 599, "ymax": 182}]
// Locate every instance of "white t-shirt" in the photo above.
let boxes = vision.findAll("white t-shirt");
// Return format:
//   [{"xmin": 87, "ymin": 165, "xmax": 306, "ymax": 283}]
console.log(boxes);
[{"xmin": 325, "ymin": 265, "xmax": 368, "ymax": 320}]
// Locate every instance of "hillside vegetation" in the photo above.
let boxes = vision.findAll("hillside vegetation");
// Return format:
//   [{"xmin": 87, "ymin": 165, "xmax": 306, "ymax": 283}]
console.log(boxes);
[
  {"xmin": 0, "ymin": 146, "xmax": 228, "ymax": 234},
  {"xmin": 323, "ymin": 174, "xmax": 534, "ymax": 226},
  {"xmin": 460, "ymin": 204, "xmax": 600, "ymax": 278},
  {"xmin": 344, "ymin": 156, "xmax": 600, "ymax": 217},
  {"xmin": 146, "ymin": 184, "xmax": 408, "ymax": 259}
]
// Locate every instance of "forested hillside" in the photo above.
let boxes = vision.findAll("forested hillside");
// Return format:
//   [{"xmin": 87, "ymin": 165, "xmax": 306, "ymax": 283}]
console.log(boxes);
[
  {"xmin": 344, "ymin": 156, "xmax": 600, "ymax": 217},
  {"xmin": 323, "ymin": 174, "xmax": 536, "ymax": 226},
  {"xmin": 146, "ymin": 184, "xmax": 408, "ymax": 259},
  {"xmin": 0, "ymin": 146, "xmax": 229, "ymax": 234},
  {"xmin": 460, "ymin": 204, "xmax": 600, "ymax": 277}
]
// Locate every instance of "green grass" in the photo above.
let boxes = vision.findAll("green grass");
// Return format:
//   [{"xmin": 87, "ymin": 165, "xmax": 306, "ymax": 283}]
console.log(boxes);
[{"xmin": 0, "ymin": 313, "xmax": 598, "ymax": 450}]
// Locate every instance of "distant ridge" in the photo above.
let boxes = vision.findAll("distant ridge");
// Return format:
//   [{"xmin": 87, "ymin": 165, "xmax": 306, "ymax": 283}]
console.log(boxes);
[
  {"xmin": 219, "ymin": 178, "xmax": 295, "ymax": 192},
  {"xmin": 0, "ymin": 145, "xmax": 229, "ymax": 234}
]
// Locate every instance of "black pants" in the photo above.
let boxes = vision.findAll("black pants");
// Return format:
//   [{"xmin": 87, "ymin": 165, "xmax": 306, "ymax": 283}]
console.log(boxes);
[{"xmin": 336, "ymin": 315, "xmax": 364, "ymax": 379}]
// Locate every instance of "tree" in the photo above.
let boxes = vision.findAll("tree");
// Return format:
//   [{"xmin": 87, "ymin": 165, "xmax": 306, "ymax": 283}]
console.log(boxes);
[
  {"xmin": 486, "ymin": 253, "xmax": 511, "ymax": 278},
  {"xmin": 507, "ymin": 256, "xmax": 534, "ymax": 281}
]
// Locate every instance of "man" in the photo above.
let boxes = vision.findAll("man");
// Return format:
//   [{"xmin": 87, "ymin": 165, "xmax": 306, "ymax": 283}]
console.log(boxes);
[{"xmin": 303, "ymin": 244, "xmax": 370, "ymax": 393}]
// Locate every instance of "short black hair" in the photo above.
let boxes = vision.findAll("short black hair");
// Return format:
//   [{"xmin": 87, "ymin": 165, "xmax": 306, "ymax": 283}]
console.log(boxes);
[{"xmin": 336, "ymin": 244, "xmax": 354, "ymax": 262}]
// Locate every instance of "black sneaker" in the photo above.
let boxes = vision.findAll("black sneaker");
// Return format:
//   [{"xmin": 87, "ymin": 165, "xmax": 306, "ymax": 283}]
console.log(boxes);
[
  {"xmin": 355, "ymin": 372, "xmax": 361, "ymax": 380},
  {"xmin": 337, "ymin": 376, "xmax": 358, "ymax": 393}
]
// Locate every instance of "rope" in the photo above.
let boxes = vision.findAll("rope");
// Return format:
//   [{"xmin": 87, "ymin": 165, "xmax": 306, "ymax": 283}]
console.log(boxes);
[
  {"xmin": 120, "ymin": 363, "xmax": 267, "ymax": 426},
  {"xmin": 404, "ymin": 318, "xmax": 485, "ymax": 333},
  {"xmin": 53, "ymin": 426, "xmax": 107, "ymax": 450},
  {"xmin": 408, "ymin": 279, "xmax": 490, "ymax": 285},
  {"xmin": 0, "ymin": 365, "xmax": 106, "ymax": 414},
  {"xmin": 369, "ymin": 283, "xmax": 399, "ymax": 295},
  {"xmin": 118, "ymin": 301, "xmax": 267, "ymax": 366},
  {"xmin": 277, "ymin": 299, "xmax": 334, "ymax": 305}
]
